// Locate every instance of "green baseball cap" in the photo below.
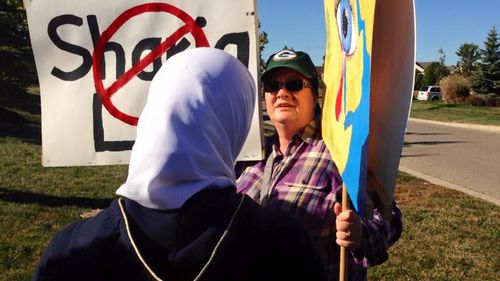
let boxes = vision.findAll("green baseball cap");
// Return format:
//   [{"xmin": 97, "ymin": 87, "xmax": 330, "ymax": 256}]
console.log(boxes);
[{"xmin": 260, "ymin": 49, "xmax": 318, "ymax": 83}]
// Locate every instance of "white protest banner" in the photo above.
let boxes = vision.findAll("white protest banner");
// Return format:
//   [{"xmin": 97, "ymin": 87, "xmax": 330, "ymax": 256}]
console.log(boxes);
[{"xmin": 24, "ymin": 0, "xmax": 262, "ymax": 167}]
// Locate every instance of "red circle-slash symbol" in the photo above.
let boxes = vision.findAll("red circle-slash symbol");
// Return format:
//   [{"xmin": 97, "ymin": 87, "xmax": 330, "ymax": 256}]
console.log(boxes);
[{"xmin": 92, "ymin": 3, "xmax": 209, "ymax": 126}]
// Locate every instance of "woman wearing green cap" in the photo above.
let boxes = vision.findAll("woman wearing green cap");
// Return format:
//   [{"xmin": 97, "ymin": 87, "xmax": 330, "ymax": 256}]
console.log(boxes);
[{"xmin": 237, "ymin": 49, "xmax": 402, "ymax": 281}]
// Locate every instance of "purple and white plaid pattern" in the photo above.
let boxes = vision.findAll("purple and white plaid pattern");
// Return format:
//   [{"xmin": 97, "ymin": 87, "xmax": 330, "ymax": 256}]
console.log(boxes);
[{"xmin": 237, "ymin": 120, "xmax": 402, "ymax": 281}]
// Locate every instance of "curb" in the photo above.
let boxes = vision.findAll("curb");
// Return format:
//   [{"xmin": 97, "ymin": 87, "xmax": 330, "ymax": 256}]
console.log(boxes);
[
  {"xmin": 398, "ymin": 166, "xmax": 500, "ymax": 206},
  {"xmin": 409, "ymin": 118, "xmax": 500, "ymax": 134}
]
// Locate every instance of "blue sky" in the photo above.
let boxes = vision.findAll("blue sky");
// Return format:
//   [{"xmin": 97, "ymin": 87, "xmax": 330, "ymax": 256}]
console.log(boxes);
[{"xmin": 258, "ymin": 0, "xmax": 500, "ymax": 66}]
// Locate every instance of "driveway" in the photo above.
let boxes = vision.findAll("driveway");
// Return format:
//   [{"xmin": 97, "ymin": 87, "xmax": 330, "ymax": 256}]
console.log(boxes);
[{"xmin": 399, "ymin": 118, "xmax": 500, "ymax": 206}]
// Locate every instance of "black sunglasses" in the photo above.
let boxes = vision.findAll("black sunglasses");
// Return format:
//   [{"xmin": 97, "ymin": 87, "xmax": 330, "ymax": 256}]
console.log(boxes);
[{"xmin": 263, "ymin": 79, "xmax": 312, "ymax": 93}]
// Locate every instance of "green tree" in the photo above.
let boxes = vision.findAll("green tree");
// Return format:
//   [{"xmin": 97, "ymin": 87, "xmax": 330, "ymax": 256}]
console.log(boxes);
[
  {"xmin": 438, "ymin": 48, "xmax": 446, "ymax": 66},
  {"xmin": 422, "ymin": 62, "xmax": 449, "ymax": 86},
  {"xmin": 0, "ymin": 0, "xmax": 37, "ymax": 94},
  {"xmin": 471, "ymin": 26, "xmax": 500, "ymax": 95},
  {"xmin": 258, "ymin": 21, "xmax": 269, "ymax": 72},
  {"xmin": 414, "ymin": 70, "xmax": 423, "ymax": 90},
  {"xmin": 455, "ymin": 43, "xmax": 480, "ymax": 77}
]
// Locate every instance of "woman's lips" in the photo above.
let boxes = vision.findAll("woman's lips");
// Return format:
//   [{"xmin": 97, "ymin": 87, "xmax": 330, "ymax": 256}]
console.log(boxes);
[{"xmin": 276, "ymin": 103, "xmax": 294, "ymax": 109}]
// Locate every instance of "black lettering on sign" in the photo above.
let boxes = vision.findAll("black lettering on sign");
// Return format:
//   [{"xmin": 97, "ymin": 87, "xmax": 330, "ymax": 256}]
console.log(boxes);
[
  {"xmin": 215, "ymin": 32, "xmax": 250, "ymax": 67},
  {"xmin": 92, "ymin": 93, "xmax": 134, "ymax": 152},
  {"xmin": 166, "ymin": 38, "xmax": 191, "ymax": 60},
  {"xmin": 87, "ymin": 15, "xmax": 125, "ymax": 80},
  {"xmin": 47, "ymin": 14, "xmax": 250, "ymax": 84},
  {"xmin": 133, "ymin": 38, "xmax": 162, "ymax": 81},
  {"xmin": 48, "ymin": 15, "xmax": 92, "ymax": 81}
]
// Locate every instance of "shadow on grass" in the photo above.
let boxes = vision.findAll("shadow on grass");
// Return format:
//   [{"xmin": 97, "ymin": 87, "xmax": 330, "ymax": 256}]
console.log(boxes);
[
  {"xmin": 0, "ymin": 188, "xmax": 113, "ymax": 209},
  {"xmin": 0, "ymin": 117, "xmax": 41, "ymax": 145},
  {"xmin": 0, "ymin": 85, "xmax": 40, "ymax": 115},
  {"xmin": 427, "ymin": 103, "xmax": 457, "ymax": 110},
  {"xmin": 0, "ymin": 86, "xmax": 41, "ymax": 144},
  {"xmin": 405, "ymin": 131, "xmax": 451, "ymax": 136},
  {"xmin": 404, "ymin": 140, "xmax": 465, "ymax": 147},
  {"xmin": 400, "ymin": 153, "xmax": 433, "ymax": 158}
]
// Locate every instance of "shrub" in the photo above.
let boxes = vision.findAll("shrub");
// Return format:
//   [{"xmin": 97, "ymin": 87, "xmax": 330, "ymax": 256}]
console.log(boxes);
[
  {"xmin": 484, "ymin": 96, "xmax": 500, "ymax": 107},
  {"xmin": 464, "ymin": 95, "xmax": 485, "ymax": 106},
  {"xmin": 439, "ymin": 75, "xmax": 471, "ymax": 103},
  {"xmin": 485, "ymin": 97, "xmax": 496, "ymax": 107},
  {"xmin": 455, "ymin": 96, "xmax": 466, "ymax": 104}
]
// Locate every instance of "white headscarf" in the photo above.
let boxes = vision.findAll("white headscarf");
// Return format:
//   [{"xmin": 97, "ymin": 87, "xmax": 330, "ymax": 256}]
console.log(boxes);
[{"xmin": 116, "ymin": 48, "xmax": 255, "ymax": 210}]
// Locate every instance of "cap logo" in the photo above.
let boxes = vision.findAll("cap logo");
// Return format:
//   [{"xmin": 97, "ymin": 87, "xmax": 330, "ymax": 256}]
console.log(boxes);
[{"xmin": 273, "ymin": 50, "xmax": 297, "ymax": 61}]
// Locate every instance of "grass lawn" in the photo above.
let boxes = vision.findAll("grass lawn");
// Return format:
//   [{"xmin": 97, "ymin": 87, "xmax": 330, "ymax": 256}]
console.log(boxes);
[
  {"xmin": 0, "ymin": 137, "xmax": 128, "ymax": 280},
  {"xmin": 369, "ymin": 173, "xmax": 499, "ymax": 280},
  {"xmin": 1, "ymin": 89, "xmax": 499, "ymax": 280},
  {"xmin": 411, "ymin": 100, "xmax": 500, "ymax": 126}
]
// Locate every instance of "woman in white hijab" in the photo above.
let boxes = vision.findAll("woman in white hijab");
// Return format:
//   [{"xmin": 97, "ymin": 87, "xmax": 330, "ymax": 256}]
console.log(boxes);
[{"xmin": 33, "ymin": 48, "xmax": 324, "ymax": 281}]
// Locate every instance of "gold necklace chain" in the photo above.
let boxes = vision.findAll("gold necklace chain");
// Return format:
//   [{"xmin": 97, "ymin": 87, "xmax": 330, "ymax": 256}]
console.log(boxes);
[{"xmin": 118, "ymin": 195, "xmax": 245, "ymax": 281}]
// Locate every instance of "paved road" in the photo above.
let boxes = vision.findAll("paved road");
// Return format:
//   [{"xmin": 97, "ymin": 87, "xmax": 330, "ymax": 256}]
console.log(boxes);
[{"xmin": 399, "ymin": 119, "xmax": 500, "ymax": 205}]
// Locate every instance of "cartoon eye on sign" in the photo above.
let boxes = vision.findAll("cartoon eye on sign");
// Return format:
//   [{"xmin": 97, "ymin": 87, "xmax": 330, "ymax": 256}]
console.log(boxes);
[
  {"xmin": 336, "ymin": 0, "xmax": 357, "ymax": 56},
  {"xmin": 334, "ymin": 0, "xmax": 359, "ymax": 122}
]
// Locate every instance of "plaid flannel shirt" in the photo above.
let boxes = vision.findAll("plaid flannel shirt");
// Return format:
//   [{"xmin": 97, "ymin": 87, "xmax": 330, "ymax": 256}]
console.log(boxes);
[{"xmin": 237, "ymin": 119, "xmax": 402, "ymax": 281}]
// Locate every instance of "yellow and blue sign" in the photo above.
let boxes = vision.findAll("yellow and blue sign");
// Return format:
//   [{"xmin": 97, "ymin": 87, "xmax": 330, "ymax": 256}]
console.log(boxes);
[{"xmin": 322, "ymin": 0, "xmax": 376, "ymax": 215}]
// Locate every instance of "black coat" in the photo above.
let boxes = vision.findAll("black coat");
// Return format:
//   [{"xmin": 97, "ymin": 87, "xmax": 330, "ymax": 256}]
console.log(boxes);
[{"xmin": 32, "ymin": 187, "xmax": 324, "ymax": 281}]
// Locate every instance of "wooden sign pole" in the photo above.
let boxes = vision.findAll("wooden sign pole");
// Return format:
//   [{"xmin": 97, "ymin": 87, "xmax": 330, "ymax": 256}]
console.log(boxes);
[{"xmin": 339, "ymin": 184, "xmax": 350, "ymax": 281}]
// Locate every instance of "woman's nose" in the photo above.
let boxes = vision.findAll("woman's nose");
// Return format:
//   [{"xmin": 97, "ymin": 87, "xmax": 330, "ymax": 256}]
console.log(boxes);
[{"xmin": 276, "ymin": 87, "xmax": 291, "ymax": 99}]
